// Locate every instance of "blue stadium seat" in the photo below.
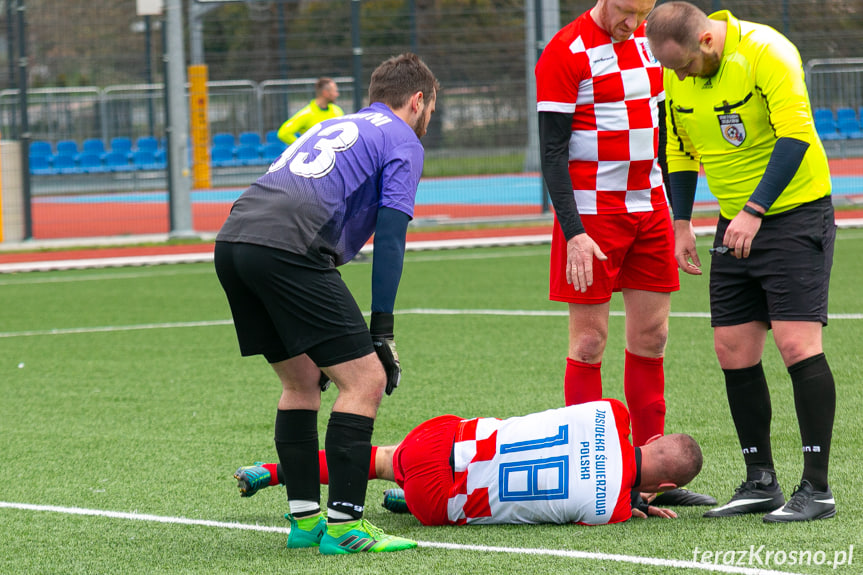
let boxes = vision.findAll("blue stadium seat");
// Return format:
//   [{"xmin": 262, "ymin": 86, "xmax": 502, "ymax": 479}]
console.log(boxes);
[
  {"xmin": 212, "ymin": 133, "xmax": 236, "ymax": 149},
  {"xmin": 211, "ymin": 146, "xmax": 242, "ymax": 167},
  {"xmin": 240, "ymin": 132, "xmax": 261, "ymax": 148},
  {"xmin": 52, "ymin": 154, "xmax": 79, "ymax": 174},
  {"xmin": 104, "ymin": 150, "xmax": 133, "ymax": 172},
  {"xmin": 836, "ymin": 108, "xmax": 863, "ymax": 138},
  {"xmin": 814, "ymin": 109, "xmax": 840, "ymax": 141},
  {"xmin": 131, "ymin": 150, "xmax": 164, "ymax": 170},
  {"xmin": 836, "ymin": 107, "xmax": 856, "ymax": 123},
  {"xmin": 817, "ymin": 125, "xmax": 842, "ymax": 140},
  {"xmin": 235, "ymin": 144, "xmax": 263, "ymax": 165},
  {"xmin": 265, "ymin": 130, "xmax": 281, "ymax": 145},
  {"xmin": 30, "ymin": 140, "xmax": 53, "ymax": 158},
  {"xmin": 29, "ymin": 154, "xmax": 53, "ymax": 175},
  {"xmin": 56, "ymin": 140, "xmax": 79, "ymax": 158},
  {"xmin": 110, "ymin": 137, "xmax": 133, "ymax": 158},
  {"xmin": 813, "ymin": 108, "xmax": 834, "ymax": 123},
  {"xmin": 77, "ymin": 152, "xmax": 108, "ymax": 173},
  {"xmin": 838, "ymin": 122, "xmax": 863, "ymax": 139},
  {"xmin": 239, "ymin": 132, "xmax": 262, "ymax": 148},
  {"xmin": 135, "ymin": 136, "xmax": 159, "ymax": 153},
  {"xmin": 82, "ymin": 138, "xmax": 106, "ymax": 157},
  {"xmin": 261, "ymin": 141, "xmax": 286, "ymax": 163}
]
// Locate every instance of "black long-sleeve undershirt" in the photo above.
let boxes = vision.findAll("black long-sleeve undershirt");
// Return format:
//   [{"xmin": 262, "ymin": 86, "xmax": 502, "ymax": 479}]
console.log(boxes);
[{"xmin": 539, "ymin": 106, "xmax": 670, "ymax": 239}]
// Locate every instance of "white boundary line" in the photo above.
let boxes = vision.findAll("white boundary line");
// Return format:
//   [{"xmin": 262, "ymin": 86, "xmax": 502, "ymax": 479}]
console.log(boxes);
[
  {"xmin": 0, "ymin": 252, "xmax": 215, "ymax": 273},
  {"xmin": 0, "ymin": 235, "xmax": 552, "ymax": 274},
  {"xmin": 2, "ymin": 309, "xmax": 862, "ymax": 339},
  {"xmin": 0, "ymin": 319, "xmax": 233, "ymax": 338},
  {"xmin": 3, "ymin": 219, "xmax": 863, "ymax": 273},
  {"xmin": 0, "ymin": 501, "xmax": 803, "ymax": 575}
]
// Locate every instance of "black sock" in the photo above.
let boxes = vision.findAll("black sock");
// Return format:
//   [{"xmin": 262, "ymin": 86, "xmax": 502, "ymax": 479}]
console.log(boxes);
[
  {"xmin": 723, "ymin": 362, "xmax": 775, "ymax": 480},
  {"xmin": 325, "ymin": 411, "xmax": 374, "ymax": 521},
  {"xmin": 274, "ymin": 409, "xmax": 320, "ymax": 516},
  {"xmin": 789, "ymin": 353, "xmax": 835, "ymax": 491}
]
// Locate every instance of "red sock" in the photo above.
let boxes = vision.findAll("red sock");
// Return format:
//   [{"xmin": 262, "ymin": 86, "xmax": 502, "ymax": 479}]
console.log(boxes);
[
  {"xmin": 318, "ymin": 450, "xmax": 329, "ymax": 484},
  {"xmin": 368, "ymin": 446, "xmax": 378, "ymax": 480},
  {"xmin": 263, "ymin": 463, "xmax": 280, "ymax": 486},
  {"xmin": 624, "ymin": 350, "xmax": 666, "ymax": 446},
  {"xmin": 564, "ymin": 357, "xmax": 602, "ymax": 406},
  {"xmin": 313, "ymin": 446, "xmax": 378, "ymax": 484}
]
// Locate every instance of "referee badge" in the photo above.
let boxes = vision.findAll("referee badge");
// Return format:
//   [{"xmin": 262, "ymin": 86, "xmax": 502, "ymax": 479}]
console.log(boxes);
[{"xmin": 718, "ymin": 113, "xmax": 746, "ymax": 146}]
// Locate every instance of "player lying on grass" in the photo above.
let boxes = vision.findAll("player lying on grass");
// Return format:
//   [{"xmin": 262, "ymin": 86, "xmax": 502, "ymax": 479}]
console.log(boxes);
[{"xmin": 234, "ymin": 399, "xmax": 703, "ymax": 527}]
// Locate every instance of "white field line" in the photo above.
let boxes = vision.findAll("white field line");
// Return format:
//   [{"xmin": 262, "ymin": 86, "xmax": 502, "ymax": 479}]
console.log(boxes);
[
  {"xmin": 0, "ymin": 247, "xmax": 550, "ymax": 285},
  {"xmin": 2, "ymin": 309, "xmax": 862, "ymax": 339},
  {"xmin": 0, "ymin": 501, "xmax": 803, "ymax": 575},
  {"xmin": 0, "ymin": 235, "xmax": 554, "ymax": 274},
  {"xmin": 0, "ymin": 319, "xmax": 233, "ymax": 338},
  {"xmin": 3, "ymin": 222, "xmax": 863, "ymax": 276},
  {"xmin": 0, "ymin": 220, "xmax": 818, "ymax": 274},
  {"xmin": 0, "ymin": 266, "xmax": 217, "ymax": 286}
]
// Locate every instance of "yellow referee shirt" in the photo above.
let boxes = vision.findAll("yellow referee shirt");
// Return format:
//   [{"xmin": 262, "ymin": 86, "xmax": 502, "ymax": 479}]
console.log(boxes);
[
  {"xmin": 277, "ymin": 100, "xmax": 345, "ymax": 145},
  {"xmin": 664, "ymin": 11, "xmax": 831, "ymax": 219}
]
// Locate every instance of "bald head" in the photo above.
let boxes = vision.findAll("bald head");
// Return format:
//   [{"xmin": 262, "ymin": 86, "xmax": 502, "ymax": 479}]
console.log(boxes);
[
  {"xmin": 637, "ymin": 433, "xmax": 703, "ymax": 492},
  {"xmin": 646, "ymin": 1, "xmax": 725, "ymax": 80},
  {"xmin": 645, "ymin": 1, "xmax": 709, "ymax": 51}
]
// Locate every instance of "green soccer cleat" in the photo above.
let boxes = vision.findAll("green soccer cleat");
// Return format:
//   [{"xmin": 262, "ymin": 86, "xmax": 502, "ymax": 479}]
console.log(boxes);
[
  {"xmin": 286, "ymin": 513, "xmax": 327, "ymax": 548},
  {"xmin": 234, "ymin": 462, "xmax": 271, "ymax": 498},
  {"xmin": 319, "ymin": 518, "xmax": 417, "ymax": 555},
  {"xmin": 382, "ymin": 488, "xmax": 410, "ymax": 514}
]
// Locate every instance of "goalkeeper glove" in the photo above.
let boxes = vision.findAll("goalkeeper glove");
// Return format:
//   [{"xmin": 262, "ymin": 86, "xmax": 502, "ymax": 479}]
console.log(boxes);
[{"xmin": 370, "ymin": 311, "xmax": 401, "ymax": 395}]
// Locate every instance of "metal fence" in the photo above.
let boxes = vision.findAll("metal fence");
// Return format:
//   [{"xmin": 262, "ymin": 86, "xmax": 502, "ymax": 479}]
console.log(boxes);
[
  {"xmin": 0, "ymin": 0, "xmax": 861, "ymax": 243},
  {"xmin": 0, "ymin": 77, "xmax": 354, "ymax": 146},
  {"xmin": 806, "ymin": 59, "xmax": 863, "ymax": 113}
]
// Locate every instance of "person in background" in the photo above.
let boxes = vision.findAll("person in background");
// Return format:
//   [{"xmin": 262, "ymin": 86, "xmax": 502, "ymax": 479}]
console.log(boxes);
[{"xmin": 277, "ymin": 77, "xmax": 344, "ymax": 145}]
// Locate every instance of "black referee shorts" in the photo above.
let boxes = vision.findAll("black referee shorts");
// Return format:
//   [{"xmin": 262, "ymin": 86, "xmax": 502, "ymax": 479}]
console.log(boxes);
[
  {"xmin": 214, "ymin": 241, "xmax": 374, "ymax": 366},
  {"xmin": 709, "ymin": 196, "xmax": 835, "ymax": 328}
]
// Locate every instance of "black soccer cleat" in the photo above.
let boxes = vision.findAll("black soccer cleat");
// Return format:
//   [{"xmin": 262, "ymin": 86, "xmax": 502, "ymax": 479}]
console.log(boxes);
[
  {"xmin": 703, "ymin": 471, "xmax": 785, "ymax": 518},
  {"xmin": 651, "ymin": 488, "xmax": 717, "ymax": 507},
  {"xmin": 762, "ymin": 480, "xmax": 836, "ymax": 523}
]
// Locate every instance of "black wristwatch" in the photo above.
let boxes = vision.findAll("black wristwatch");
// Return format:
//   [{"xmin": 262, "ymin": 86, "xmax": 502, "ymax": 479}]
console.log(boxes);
[{"xmin": 742, "ymin": 204, "xmax": 764, "ymax": 218}]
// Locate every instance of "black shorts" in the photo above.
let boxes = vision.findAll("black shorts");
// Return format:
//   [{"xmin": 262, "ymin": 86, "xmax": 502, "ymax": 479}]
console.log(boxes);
[
  {"xmin": 214, "ymin": 241, "xmax": 374, "ymax": 366},
  {"xmin": 709, "ymin": 196, "xmax": 835, "ymax": 328}
]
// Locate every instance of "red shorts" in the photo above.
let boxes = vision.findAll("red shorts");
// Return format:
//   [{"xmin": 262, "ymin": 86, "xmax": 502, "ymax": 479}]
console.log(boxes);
[
  {"xmin": 549, "ymin": 209, "xmax": 679, "ymax": 304},
  {"xmin": 392, "ymin": 414, "xmax": 461, "ymax": 526}
]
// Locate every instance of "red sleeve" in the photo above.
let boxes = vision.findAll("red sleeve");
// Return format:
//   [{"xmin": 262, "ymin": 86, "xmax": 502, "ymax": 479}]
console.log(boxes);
[
  {"xmin": 535, "ymin": 19, "xmax": 589, "ymax": 108},
  {"xmin": 608, "ymin": 399, "xmax": 635, "ymax": 524}
]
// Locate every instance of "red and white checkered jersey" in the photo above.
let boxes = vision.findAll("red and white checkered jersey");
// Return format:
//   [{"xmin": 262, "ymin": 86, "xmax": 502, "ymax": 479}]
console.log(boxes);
[
  {"xmin": 447, "ymin": 400, "xmax": 636, "ymax": 525},
  {"xmin": 535, "ymin": 12, "xmax": 667, "ymax": 214}
]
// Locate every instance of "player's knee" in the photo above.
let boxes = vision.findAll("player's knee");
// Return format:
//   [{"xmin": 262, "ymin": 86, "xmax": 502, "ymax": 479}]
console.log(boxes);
[
  {"xmin": 775, "ymin": 340, "xmax": 821, "ymax": 368},
  {"xmin": 628, "ymin": 322, "xmax": 668, "ymax": 357},
  {"xmin": 714, "ymin": 338, "xmax": 749, "ymax": 367},
  {"xmin": 359, "ymin": 371, "xmax": 386, "ymax": 405},
  {"xmin": 569, "ymin": 330, "xmax": 607, "ymax": 362}
]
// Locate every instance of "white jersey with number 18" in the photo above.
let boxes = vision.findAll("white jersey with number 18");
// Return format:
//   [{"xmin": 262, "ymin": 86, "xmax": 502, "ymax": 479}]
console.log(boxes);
[{"xmin": 447, "ymin": 399, "xmax": 636, "ymax": 525}]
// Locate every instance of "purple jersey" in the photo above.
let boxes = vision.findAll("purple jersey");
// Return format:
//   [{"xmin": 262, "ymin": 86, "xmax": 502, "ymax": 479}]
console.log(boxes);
[{"xmin": 217, "ymin": 102, "xmax": 424, "ymax": 266}]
